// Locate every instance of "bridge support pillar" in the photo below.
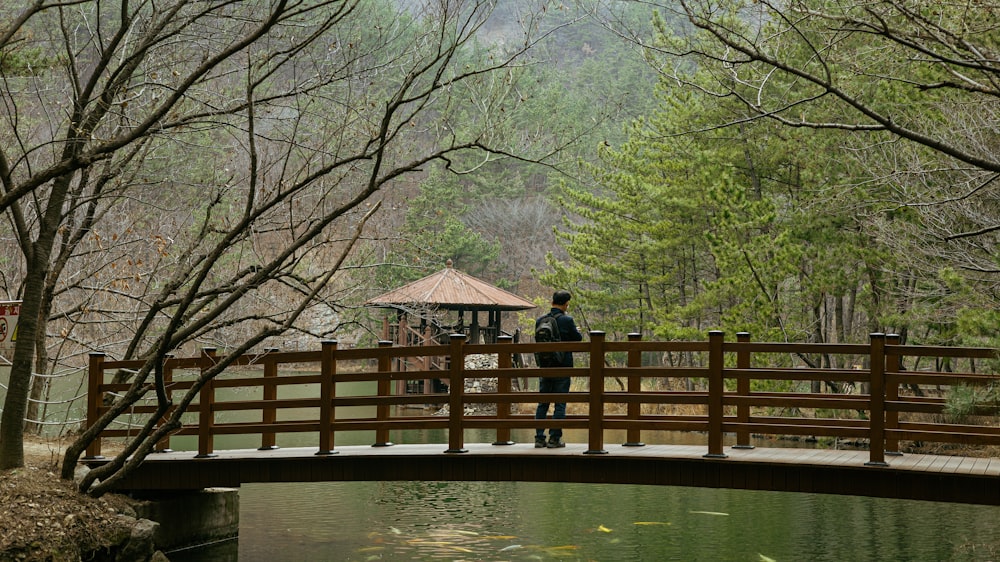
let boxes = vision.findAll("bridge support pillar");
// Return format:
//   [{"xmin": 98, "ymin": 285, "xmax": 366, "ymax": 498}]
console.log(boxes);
[{"xmin": 133, "ymin": 487, "xmax": 240, "ymax": 555}]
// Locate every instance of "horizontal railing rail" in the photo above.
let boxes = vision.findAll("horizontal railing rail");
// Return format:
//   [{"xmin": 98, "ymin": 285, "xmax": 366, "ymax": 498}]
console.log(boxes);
[{"xmin": 84, "ymin": 331, "xmax": 998, "ymax": 466}]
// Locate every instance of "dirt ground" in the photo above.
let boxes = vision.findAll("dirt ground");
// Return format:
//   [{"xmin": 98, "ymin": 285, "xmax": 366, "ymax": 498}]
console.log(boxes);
[{"xmin": 0, "ymin": 435, "xmax": 138, "ymax": 561}]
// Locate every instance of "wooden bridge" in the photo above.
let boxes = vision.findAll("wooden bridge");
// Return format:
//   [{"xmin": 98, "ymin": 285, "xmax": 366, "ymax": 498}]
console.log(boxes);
[{"xmin": 83, "ymin": 331, "xmax": 1000, "ymax": 505}]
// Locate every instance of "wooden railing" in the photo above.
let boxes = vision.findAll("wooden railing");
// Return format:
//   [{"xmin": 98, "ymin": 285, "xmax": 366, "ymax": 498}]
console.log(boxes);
[{"xmin": 84, "ymin": 332, "xmax": 999, "ymax": 466}]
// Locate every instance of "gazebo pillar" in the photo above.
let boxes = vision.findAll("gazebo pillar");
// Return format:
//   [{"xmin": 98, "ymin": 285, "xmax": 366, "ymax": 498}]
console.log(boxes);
[
  {"xmin": 491, "ymin": 310, "xmax": 501, "ymax": 344},
  {"xmin": 470, "ymin": 310, "xmax": 481, "ymax": 344},
  {"xmin": 423, "ymin": 324, "xmax": 433, "ymax": 396},
  {"xmin": 398, "ymin": 312, "xmax": 408, "ymax": 345}
]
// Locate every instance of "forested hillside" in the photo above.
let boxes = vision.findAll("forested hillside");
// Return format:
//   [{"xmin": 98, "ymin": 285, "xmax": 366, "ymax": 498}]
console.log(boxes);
[
  {"xmin": 365, "ymin": 1, "xmax": 661, "ymax": 301},
  {"xmin": 0, "ymin": 0, "xmax": 997, "ymax": 473},
  {"xmin": 547, "ymin": 1, "xmax": 999, "ymax": 355}
]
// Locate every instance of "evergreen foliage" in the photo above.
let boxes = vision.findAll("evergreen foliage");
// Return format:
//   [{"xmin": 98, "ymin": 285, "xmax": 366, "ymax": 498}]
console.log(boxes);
[{"xmin": 544, "ymin": 0, "xmax": 999, "ymax": 359}]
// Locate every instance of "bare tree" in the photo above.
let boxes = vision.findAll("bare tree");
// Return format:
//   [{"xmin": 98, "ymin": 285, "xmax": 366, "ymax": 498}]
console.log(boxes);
[
  {"xmin": 685, "ymin": 1, "xmax": 996, "ymax": 239},
  {"xmin": 464, "ymin": 195, "xmax": 560, "ymax": 290},
  {"xmin": 0, "ymin": 0, "xmax": 565, "ymax": 478},
  {"xmin": 637, "ymin": 1, "xmax": 1000, "ymax": 170}
]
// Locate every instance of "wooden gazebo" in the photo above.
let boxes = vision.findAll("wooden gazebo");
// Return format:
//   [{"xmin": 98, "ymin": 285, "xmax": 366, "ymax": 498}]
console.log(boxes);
[
  {"xmin": 365, "ymin": 260, "xmax": 536, "ymax": 394},
  {"xmin": 366, "ymin": 259, "xmax": 536, "ymax": 345}
]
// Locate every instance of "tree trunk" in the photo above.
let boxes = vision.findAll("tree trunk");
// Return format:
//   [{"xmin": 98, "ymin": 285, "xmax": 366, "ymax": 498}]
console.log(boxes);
[
  {"xmin": 0, "ymin": 176, "xmax": 71, "ymax": 469},
  {"xmin": 24, "ymin": 318, "xmax": 50, "ymax": 435},
  {"xmin": 0, "ymin": 267, "xmax": 47, "ymax": 468}
]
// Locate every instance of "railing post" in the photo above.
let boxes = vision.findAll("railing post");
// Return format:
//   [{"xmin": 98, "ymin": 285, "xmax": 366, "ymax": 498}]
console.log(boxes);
[
  {"xmin": 421, "ymin": 324, "xmax": 433, "ymax": 395},
  {"xmin": 259, "ymin": 348, "xmax": 280, "ymax": 451},
  {"xmin": 195, "ymin": 348, "xmax": 217, "ymax": 458},
  {"xmin": 733, "ymin": 332, "xmax": 754, "ymax": 449},
  {"xmin": 445, "ymin": 333, "xmax": 468, "ymax": 453},
  {"xmin": 317, "ymin": 340, "xmax": 339, "ymax": 455},
  {"xmin": 704, "ymin": 331, "xmax": 727, "ymax": 458},
  {"xmin": 885, "ymin": 334, "xmax": 902, "ymax": 455},
  {"xmin": 493, "ymin": 335, "xmax": 514, "ymax": 446},
  {"xmin": 585, "ymin": 331, "xmax": 608, "ymax": 454},
  {"xmin": 84, "ymin": 353, "xmax": 106, "ymax": 460},
  {"xmin": 373, "ymin": 340, "xmax": 394, "ymax": 447},
  {"xmin": 866, "ymin": 333, "xmax": 888, "ymax": 466},
  {"xmin": 155, "ymin": 354, "xmax": 174, "ymax": 453},
  {"xmin": 624, "ymin": 333, "xmax": 644, "ymax": 447}
]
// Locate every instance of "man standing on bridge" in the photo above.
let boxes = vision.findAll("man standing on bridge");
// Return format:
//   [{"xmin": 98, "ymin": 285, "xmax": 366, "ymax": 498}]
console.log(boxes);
[{"xmin": 534, "ymin": 290, "xmax": 583, "ymax": 448}]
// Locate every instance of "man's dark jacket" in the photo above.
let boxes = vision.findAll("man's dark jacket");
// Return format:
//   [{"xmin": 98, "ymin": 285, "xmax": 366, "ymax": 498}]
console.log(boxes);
[{"xmin": 536, "ymin": 307, "xmax": 583, "ymax": 367}]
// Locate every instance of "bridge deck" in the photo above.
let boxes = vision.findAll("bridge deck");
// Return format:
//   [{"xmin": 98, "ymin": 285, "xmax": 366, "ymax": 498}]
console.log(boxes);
[{"xmin": 94, "ymin": 443, "xmax": 1000, "ymax": 505}]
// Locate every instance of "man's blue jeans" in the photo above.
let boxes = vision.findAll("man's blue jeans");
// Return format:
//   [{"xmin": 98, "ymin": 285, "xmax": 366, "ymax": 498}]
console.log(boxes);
[{"xmin": 535, "ymin": 376, "xmax": 571, "ymax": 439}]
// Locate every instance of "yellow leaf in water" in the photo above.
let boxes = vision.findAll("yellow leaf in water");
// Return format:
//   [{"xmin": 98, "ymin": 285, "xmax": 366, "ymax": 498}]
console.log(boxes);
[
  {"xmin": 634, "ymin": 521, "xmax": 671, "ymax": 526},
  {"xmin": 430, "ymin": 529, "xmax": 478, "ymax": 538},
  {"xmin": 597, "ymin": 525, "xmax": 613, "ymax": 533}
]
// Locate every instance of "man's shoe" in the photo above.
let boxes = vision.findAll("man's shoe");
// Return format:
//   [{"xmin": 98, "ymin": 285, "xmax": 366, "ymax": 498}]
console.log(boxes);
[
  {"xmin": 535, "ymin": 437, "xmax": 547, "ymax": 448},
  {"xmin": 547, "ymin": 437, "xmax": 565, "ymax": 448}
]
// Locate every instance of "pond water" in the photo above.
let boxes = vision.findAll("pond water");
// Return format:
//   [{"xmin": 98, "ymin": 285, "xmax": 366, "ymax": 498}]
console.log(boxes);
[
  {"xmin": 175, "ymin": 467, "xmax": 1000, "ymax": 562},
  {"xmin": 167, "ymin": 423, "xmax": 1000, "ymax": 562}
]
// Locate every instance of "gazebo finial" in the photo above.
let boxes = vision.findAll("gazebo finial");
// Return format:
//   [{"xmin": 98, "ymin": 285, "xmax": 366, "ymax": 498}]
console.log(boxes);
[{"xmin": 446, "ymin": 259, "xmax": 453, "ymax": 268}]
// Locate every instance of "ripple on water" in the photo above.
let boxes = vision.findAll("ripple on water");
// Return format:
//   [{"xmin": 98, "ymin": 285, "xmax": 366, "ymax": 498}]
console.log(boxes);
[{"xmin": 224, "ymin": 480, "xmax": 1000, "ymax": 562}]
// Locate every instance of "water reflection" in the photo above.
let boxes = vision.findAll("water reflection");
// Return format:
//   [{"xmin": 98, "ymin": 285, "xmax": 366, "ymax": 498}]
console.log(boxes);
[{"xmin": 214, "ymin": 480, "xmax": 1000, "ymax": 561}]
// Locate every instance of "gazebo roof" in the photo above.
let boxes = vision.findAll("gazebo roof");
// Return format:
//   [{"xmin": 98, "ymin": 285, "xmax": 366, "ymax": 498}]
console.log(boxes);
[{"xmin": 365, "ymin": 260, "xmax": 536, "ymax": 312}]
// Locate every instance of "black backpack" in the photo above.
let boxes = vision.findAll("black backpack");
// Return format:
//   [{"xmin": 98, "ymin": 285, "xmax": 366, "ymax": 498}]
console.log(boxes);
[{"xmin": 534, "ymin": 311, "xmax": 565, "ymax": 367}]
